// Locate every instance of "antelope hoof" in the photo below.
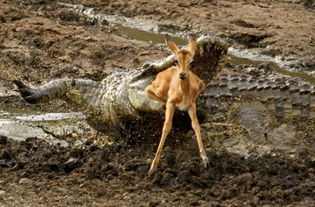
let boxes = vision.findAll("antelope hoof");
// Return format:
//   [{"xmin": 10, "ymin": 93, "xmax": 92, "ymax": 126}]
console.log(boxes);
[
  {"xmin": 202, "ymin": 156, "xmax": 209, "ymax": 169},
  {"xmin": 148, "ymin": 159, "xmax": 158, "ymax": 175}
]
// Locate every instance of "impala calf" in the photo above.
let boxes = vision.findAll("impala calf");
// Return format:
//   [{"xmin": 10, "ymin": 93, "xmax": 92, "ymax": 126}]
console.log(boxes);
[{"xmin": 145, "ymin": 34, "xmax": 209, "ymax": 174}]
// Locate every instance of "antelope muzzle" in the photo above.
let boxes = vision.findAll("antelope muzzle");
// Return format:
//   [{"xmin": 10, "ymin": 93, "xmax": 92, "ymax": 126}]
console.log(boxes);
[{"xmin": 179, "ymin": 72, "xmax": 187, "ymax": 80}]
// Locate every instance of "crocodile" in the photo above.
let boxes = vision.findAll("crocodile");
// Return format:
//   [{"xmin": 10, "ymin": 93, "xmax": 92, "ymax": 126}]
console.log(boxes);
[
  {"xmin": 201, "ymin": 70, "xmax": 315, "ymax": 121},
  {"xmin": 14, "ymin": 35, "xmax": 315, "ymax": 142}
]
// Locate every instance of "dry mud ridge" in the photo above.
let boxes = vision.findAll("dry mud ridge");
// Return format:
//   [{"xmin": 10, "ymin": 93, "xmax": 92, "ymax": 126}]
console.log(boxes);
[{"xmin": 0, "ymin": 0, "xmax": 315, "ymax": 207}]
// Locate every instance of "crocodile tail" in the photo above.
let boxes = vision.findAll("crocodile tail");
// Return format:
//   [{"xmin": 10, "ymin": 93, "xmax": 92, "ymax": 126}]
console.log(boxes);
[
  {"xmin": 14, "ymin": 79, "xmax": 70, "ymax": 104},
  {"xmin": 14, "ymin": 78, "xmax": 100, "ymax": 106}
]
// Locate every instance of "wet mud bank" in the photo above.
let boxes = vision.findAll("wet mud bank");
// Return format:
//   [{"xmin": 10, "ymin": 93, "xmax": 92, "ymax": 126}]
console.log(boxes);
[
  {"xmin": 56, "ymin": 0, "xmax": 315, "ymax": 72},
  {"xmin": 58, "ymin": 1, "xmax": 315, "ymax": 79},
  {"xmin": 1, "ymin": 136, "xmax": 315, "ymax": 206}
]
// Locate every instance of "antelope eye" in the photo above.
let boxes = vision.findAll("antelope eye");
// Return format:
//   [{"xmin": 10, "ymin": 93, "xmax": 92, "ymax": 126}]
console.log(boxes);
[
  {"xmin": 174, "ymin": 60, "xmax": 178, "ymax": 64},
  {"xmin": 189, "ymin": 60, "xmax": 193, "ymax": 66}
]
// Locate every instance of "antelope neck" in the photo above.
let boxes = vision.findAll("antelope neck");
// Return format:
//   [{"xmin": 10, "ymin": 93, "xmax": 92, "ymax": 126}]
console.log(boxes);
[{"xmin": 180, "ymin": 76, "xmax": 190, "ymax": 94}]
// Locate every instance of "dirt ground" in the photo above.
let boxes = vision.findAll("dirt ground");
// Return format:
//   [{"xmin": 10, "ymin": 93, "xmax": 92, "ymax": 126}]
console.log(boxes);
[{"xmin": 0, "ymin": 0, "xmax": 315, "ymax": 206}]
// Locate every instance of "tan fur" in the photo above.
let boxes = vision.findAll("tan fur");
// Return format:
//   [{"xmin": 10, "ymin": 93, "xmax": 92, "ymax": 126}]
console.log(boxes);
[{"xmin": 145, "ymin": 35, "xmax": 209, "ymax": 174}]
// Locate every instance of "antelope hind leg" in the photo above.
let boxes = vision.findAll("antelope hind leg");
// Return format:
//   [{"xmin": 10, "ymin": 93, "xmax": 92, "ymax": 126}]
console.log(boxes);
[{"xmin": 188, "ymin": 104, "xmax": 209, "ymax": 168}]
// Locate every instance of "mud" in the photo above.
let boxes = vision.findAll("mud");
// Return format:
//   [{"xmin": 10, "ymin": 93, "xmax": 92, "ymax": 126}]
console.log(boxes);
[
  {"xmin": 1, "ymin": 0, "xmax": 315, "ymax": 206},
  {"xmin": 1, "ymin": 136, "xmax": 315, "ymax": 206},
  {"xmin": 69, "ymin": 0, "xmax": 315, "ymax": 71}
]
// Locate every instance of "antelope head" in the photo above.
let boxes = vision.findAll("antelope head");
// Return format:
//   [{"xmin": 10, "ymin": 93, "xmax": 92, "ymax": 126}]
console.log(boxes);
[{"xmin": 165, "ymin": 34, "xmax": 197, "ymax": 80}]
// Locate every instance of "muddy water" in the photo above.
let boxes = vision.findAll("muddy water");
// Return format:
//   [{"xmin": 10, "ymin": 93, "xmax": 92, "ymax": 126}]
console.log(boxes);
[
  {"xmin": 119, "ymin": 26, "xmax": 315, "ymax": 84},
  {"xmin": 59, "ymin": 2, "xmax": 186, "ymax": 45},
  {"xmin": 0, "ymin": 107, "xmax": 86, "ymax": 145},
  {"xmin": 0, "ymin": 119, "xmax": 45, "ymax": 141},
  {"xmin": 15, "ymin": 112, "xmax": 85, "ymax": 122},
  {"xmin": 227, "ymin": 48, "xmax": 315, "ymax": 84},
  {"xmin": 115, "ymin": 23, "xmax": 186, "ymax": 45},
  {"xmin": 60, "ymin": 2, "xmax": 315, "ymax": 84}
]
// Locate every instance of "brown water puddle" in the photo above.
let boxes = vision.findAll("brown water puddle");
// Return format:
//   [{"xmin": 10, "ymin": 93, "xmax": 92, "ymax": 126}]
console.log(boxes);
[{"xmin": 59, "ymin": 2, "xmax": 315, "ymax": 85}]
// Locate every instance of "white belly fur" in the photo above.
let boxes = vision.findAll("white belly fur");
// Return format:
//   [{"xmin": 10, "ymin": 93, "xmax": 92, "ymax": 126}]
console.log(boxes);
[{"xmin": 176, "ymin": 102, "xmax": 189, "ymax": 111}]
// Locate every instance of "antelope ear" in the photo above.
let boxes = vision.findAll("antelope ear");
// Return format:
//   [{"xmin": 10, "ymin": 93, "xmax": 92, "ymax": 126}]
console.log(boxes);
[
  {"xmin": 188, "ymin": 34, "xmax": 197, "ymax": 57},
  {"xmin": 165, "ymin": 34, "xmax": 179, "ymax": 54}
]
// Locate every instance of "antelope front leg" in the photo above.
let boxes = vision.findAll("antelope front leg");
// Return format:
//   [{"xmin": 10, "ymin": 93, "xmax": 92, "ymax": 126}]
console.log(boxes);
[
  {"xmin": 149, "ymin": 102, "xmax": 175, "ymax": 175},
  {"xmin": 145, "ymin": 85, "xmax": 167, "ymax": 105},
  {"xmin": 188, "ymin": 104, "xmax": 209, "ymax": 168}
]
